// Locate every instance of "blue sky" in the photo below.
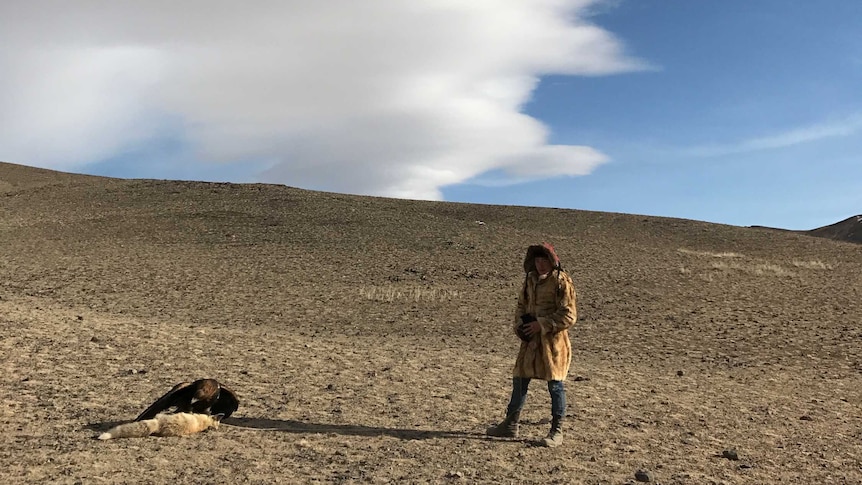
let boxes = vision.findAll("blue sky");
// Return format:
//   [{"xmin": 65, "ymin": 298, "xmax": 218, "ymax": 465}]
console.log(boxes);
[
  {"xmin": 446, "ymin": 1, "xmax": 862, "ymax": 229},
  {"xmin": 1, "ymin": 1, "xmax": 860, "ymax": 230}
]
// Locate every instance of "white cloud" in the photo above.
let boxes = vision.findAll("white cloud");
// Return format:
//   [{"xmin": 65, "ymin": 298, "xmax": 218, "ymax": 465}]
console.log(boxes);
[
  {"xmin": 0, "ymin": 46, "xmax": 166, "ymax": 170},
  {"xmin": 681, "ymin": 114, "xmax": 862, "ymax": 158},
  {"xmin": 0, "ymin": 0, "xmax": 645, "ymax": 199}
]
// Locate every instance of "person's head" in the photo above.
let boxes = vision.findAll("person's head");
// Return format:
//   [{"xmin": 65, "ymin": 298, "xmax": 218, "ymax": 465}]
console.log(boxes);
[
  {"xmin": 534, "ymin": 255, "xmax": 553, "ymax": 276},
  {"xmin": 523, "ymin": 242, "xmax": 561, "ymax": 275}
]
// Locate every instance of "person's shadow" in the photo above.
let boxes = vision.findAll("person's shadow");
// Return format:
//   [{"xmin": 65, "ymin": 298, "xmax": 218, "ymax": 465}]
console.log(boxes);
[
  {"xmin": 85, "ymin": 417, "xmax": 531, "ymax": 443},
  {"xmin": 222, "ymin": 417, "xmax": 490, "ymax": 441}
]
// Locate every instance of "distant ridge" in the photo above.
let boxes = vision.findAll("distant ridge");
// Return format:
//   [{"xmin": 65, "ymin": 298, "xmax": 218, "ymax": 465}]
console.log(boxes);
[
  {"xmin": 753, "ymin": 215, "xmax": 862, "ymax": 244},
  {"xmin": 2, "ymin": 160, "xmax": 859, "ymax": 246},
  {"xmin": 0, "ymin": 160, "xmax": 106, "ymax": 192},
  {"xmin": 804, "ymin": 215, "xmax": 862, "ymax": 244}
]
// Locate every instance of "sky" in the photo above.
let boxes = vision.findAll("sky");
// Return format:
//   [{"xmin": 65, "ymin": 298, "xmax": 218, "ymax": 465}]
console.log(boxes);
[{"xmin": 1, "ymin": 1, "xmax": 860, "ymax": 230}]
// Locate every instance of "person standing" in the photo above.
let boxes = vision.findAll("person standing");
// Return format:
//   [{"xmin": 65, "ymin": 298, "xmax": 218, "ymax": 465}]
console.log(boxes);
[{"xmin": 486, "ymin": 242, "xmax": 578, "ymax": 447}]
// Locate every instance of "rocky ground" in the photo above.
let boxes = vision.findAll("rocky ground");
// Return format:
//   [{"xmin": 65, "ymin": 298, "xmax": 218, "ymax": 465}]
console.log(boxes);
[{"xmin": 1, "ymin": 161, "xmax": 860, "ymax": 484}]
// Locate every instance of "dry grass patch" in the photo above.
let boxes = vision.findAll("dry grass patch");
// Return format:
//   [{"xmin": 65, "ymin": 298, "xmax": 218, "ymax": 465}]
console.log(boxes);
[
  {"xmin": 710, "ymin": 261, "xmax": 795, "ymax": 277},
  {"xmin": 678, "ymin": 248, "xmax": 817, "ymax": 278},
  {"xmin": 359, "ymin": 285, "xmax": 461, "ymax": 303},
  {"xmin": 791, "ymin": 260, "xmax": 834, "ymax": 270},
  {"xmin": 678, "ymin": 248, "xmax": 745, "ymax": 258}
]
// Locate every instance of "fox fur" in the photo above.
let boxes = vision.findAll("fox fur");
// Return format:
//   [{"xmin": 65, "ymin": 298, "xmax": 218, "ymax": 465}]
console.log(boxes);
[{"xmin": 98, "ymin": 412, "xmax": 221, "ymax": 440}]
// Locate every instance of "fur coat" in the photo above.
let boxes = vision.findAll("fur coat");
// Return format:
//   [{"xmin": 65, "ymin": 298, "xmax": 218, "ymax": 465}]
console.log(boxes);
[{"xmin": 512, "ymin": 245, "xmax": 578, "ymax": 381}]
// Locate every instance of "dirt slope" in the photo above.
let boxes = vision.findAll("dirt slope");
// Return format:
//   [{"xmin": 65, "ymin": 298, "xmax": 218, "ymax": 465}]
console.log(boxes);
[
  {"xmin": 1, "ymin": 161, "xmax": 860, "ymax": 484},
  {"xmin": 806, "ymin": 215, "xmax": 862, "ymax": 244}
]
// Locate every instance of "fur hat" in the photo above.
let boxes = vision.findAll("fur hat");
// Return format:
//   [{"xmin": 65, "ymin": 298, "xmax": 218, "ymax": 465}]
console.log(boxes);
[{"xmin": 523, "ymin": 242, "xmax": 561, "ymax": 273}]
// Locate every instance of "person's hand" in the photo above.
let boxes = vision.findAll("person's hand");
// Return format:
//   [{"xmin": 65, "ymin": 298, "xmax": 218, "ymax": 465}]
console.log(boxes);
[{"xmin": 523, "ymin": 320, "xmax": 542, "ymax": 336}]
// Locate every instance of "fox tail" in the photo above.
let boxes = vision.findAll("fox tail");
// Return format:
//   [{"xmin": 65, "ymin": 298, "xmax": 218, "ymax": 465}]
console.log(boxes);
[{"xmin": 98, "ymin": 419, "xmax": 160, "ymax": 440}]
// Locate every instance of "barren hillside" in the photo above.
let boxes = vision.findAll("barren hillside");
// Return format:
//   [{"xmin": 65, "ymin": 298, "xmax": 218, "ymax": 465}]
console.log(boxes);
[
  {"xmin": 1, "ymin": 161, "xmax": 860, "ymax": 484},
  {"xmin": 806, "ymin": 215, "xmax": 862, "ymax": 244}
]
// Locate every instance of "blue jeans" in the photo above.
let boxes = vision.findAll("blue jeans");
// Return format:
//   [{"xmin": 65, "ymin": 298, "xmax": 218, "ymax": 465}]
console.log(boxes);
[{"xmin": 505, "ymin": 377, "xmax": 566, "ymax": 419}]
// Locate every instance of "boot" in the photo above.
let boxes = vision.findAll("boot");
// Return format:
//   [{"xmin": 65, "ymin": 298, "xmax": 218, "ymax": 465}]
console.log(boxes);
[
  {"xmin": 486, "ymin": 411, "xmax": 520, "ymax": 438},
  {"xmin": 541, "ymin": 416, "xmax": 563, "ymax": 447}
]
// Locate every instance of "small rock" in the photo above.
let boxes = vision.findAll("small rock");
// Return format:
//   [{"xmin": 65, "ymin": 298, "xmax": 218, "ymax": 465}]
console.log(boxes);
[
  {"xmin": 76, "ymin": 315, "xmax": 84, "ymax": 321},
  {"xmin": 447, "ymin": 471, "xmax": 464, "ymax": 479},
  {"xmin": 799, "ymin": 415, "xmax": 813, "ymax": 421},
  {"xmin": 90, "ymin": 336, "xmax": 100, "ymax": 343},
  {"xmin": 634, "ymin": 469, "xmax": 653, "ymax": 482},
  {"xmin": 573, "ymin": 376, "xmax": 590, "ymax": 382},
  {"xmin": 677, "ymin": 370, "xmax": 685, "ymax": 376},
  {"xmin": 722, "ymin": 449, "xmax": 739, "ymax": 460}
]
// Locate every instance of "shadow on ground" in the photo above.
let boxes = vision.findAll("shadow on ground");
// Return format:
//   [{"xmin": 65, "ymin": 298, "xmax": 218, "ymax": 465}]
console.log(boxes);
[
  {"xmin": 84, "ymin": 421, "xmax": 128, "ymax": 432},
  {"xmin": 224, "ymin": 417, "xmax": 492, "ymax": 441}
]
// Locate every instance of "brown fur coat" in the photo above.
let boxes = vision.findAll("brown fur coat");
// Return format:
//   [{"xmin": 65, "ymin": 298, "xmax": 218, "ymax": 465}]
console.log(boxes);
[{"xmin": 512, "ymin": 245, "xmax": 578, "ymax": 381}]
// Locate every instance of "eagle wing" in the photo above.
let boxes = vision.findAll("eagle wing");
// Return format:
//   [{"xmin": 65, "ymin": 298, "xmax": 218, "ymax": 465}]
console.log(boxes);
[{"xmin": 134, "ymin": 381, "xmax": 195, "ymax": 421}]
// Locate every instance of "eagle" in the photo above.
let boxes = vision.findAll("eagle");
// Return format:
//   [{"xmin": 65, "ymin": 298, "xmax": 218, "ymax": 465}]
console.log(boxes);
[{"xmin": 134, "ymin": 379, "xmax": 239, "ymax": 421}]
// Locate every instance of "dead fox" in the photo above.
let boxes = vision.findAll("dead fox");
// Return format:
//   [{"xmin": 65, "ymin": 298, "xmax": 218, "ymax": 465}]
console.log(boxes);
[{"xmin": 97, "ymin": 412, "xmax": 222, "ymax": 440}]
